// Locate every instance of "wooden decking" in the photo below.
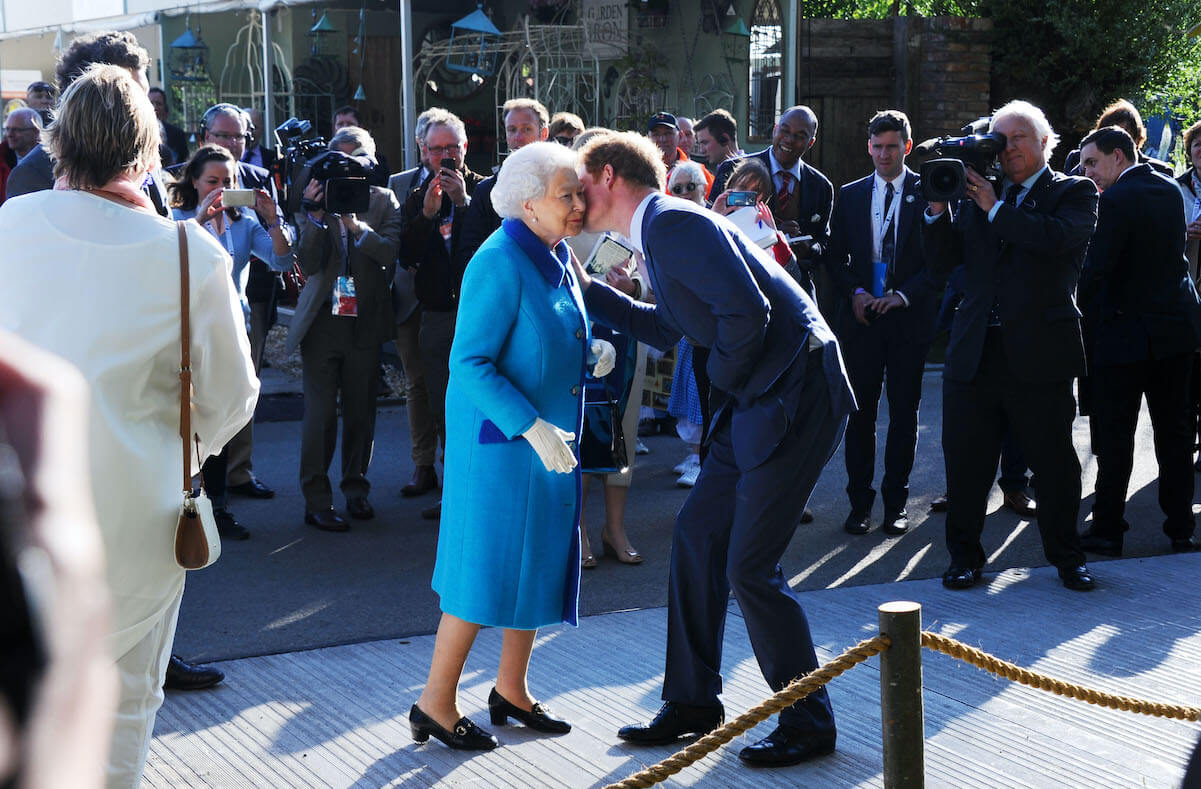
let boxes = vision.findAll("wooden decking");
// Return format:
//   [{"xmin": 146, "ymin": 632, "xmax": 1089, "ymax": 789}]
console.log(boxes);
[{"xmin": 147, "ymin": 553, "xmax": 1201, "ymax": 787}]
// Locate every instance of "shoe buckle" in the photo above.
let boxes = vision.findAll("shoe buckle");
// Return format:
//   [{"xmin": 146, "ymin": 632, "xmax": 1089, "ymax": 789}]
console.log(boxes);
[{"xmin": 455, "ymin": 723, "xmax": 468, "ymax": 736}]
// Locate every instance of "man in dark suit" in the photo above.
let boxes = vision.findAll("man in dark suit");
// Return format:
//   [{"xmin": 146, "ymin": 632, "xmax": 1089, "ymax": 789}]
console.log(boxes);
[
  {"xmin": 398, "ymin": 109, "xmax": 486, "ymax": 520},
  {"xmin": 148, "ymin": 87, "xmax": 189, "ymax": 166},
  {"xmin": 825, "ymin": 110, "xmax": 938, "ymax": 536},
  {"xmin": 923, "ymin": 100, "xmax": 1099, "ymax": 591},
  {"xmin": 288, "ymin": 128, "xmax": 402, "ymax": 531},
  {"xmin": 241, "ymin": 107, "xmax": 278, "ymax": 176},
  {"xmin": 710, "ymin": 106, "xmax": 833, "ymax": 301},
  {"xmin": 1075, "ymin": 126, "xmax": 1201, "ymax": 556},
  {"xmin": 1062, "ymin": 99, "xmax": 1173, "ymax": 178},
  {"xmin": 578, "ymin": 131, "xmax": 854, "ymax": 767}
]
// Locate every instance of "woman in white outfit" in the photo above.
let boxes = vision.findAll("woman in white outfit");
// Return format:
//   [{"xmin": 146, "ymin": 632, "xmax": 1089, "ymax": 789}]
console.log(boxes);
[{"xmin": 0, "ymin": 64, "xmax": 258, "ymax": 787}]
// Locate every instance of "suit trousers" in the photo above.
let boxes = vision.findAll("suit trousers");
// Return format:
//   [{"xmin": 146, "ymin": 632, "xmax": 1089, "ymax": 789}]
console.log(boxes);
[
  {"xmin": 419, "ymin": 308, "xmax": 456, "ymax": 447},
  {"xmin": 227, "ymin": 308, "xmax": 269, "ymax": 486},
  {"xmin": 1091, "ymin": 352, "xmax": 1195, "ymax": 540},
  {"xmin": 942, "ymin": 329, "xmax": 1084, "ymax": 570},
  {"xmin": 394, "ymin": 306, "xmax": 438, "ymax": 467},
  {"xmin": 663, "ymin": 349, "xmax": 843, "ymax": 734},
  {"xmin": 299, "ymin": 309, "xmax": 380, "ymax": 509},
  {"xmin": 842, "ymin": 322, "xmax": 930, "ymax": 515}
]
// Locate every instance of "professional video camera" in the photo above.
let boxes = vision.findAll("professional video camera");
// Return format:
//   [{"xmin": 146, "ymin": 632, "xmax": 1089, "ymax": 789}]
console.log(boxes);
[
  {"xmin": 918, "ymin": 117, "xmax": 1007, "ymax": 202},
  {"xmin": 274, "ymin": 117, "xmax": 374, "ymax": 217}
]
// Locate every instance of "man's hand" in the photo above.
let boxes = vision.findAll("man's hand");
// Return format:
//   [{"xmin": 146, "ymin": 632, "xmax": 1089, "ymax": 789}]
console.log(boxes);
[
  {"xmin": 1187, "ymin": 218, "xmax": 1201, "ymax": 241},
  {"xmin": 851, "ymin": 290, "xmax": 874, "ymax": 325},
  {"xmin": 339, "ymin": 212, "xmax": 364, "ymax": 239},
  {"xmin": 604, "ymin": 260, "xmax": 636, "ymax": 296},
  {"xmin": 777, "ymin": 219, "xmax": 801, "ymax": 237},
  {"xmin": 568, "ymin": 247, "xmax": 591, "ymax": 291},
  {"xmin": 870, "ymin": 292, "xmax": 905, "ymax": 315},
  {"xmin": 927, "ymin": 200, "xmax": 948, "ymax": 218},
  {"xmin": 439, "ymin": 167, "xmax": 468, "ymax": 207},
  {"xmin": 964, "ymin": 167, "xmax": 997, "ymax": 213},
  {"xmin": 303, "ymin": 179, "xmax": 325, "ymax": 223},
  {"xmin": 422, "ymin": 174, "xmax": 445, "ymax": 219}
]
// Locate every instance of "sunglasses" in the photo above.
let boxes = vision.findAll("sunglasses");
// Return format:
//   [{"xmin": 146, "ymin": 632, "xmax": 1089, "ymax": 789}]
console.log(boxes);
[
  {"xmin": 671, "ymin": 182, "xmax": 701, "ymax": 195},
  {"xmin": 553, "ymin": 135, "xmax": 575, "ymax": 146}
]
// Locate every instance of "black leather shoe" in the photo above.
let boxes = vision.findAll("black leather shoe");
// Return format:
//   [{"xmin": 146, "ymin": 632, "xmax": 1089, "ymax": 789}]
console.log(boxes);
[
  {"xmin": 214, "ymin": 509, "xmax": 249, "ymax": 540},
  {"xmin": 488, "ymin": 688, "xmax": 571, "ymax": 733},
  {"xmin": 1171, "ymin": 537, "xmax": 1201, "ymax": 553},
  {"xmin": 401, "ymin": 465, "xmax": 438, "ymax": 497},
  {"xmin": 738, "ymin": 724, "xmax": 836, "ymax": 767},
  {"xmin": 1002, "ymin": 489, "xmax": 1037, "ymax": 517},
  {"xmin": 163, "ymin": 655, "xmax": 224, "ymax": 690},
  {"xmin": 347, "ymin": 496, "xmax": 375, "ymax": 520},
  {"xmin": 421, "ymin": 500, "xmax": 442, "ymax": 520},
  {"xmin": 881, "ymin": 509, "xmax": 909, "ymax": 536},
  {"xmin": 617, "ymin": 701, "xmax": 723, "ymax": 745},
  {"xmin": 305, "ymin": 508, "xmax": 349, "ymax": 532},
  {"xmin": 930, "ymin": 493, "xmax": 949, "ymax": 512},
  {"xmin": 1079, "ymin": 528, "xmax": 1122, "ymax": 557},
  {"xmin": 799, "ymin": 508, "xmax": 815, "ymax": 524},
  {"xmin": 1058, "ymin": 564, "xmax": 1095, "ymax": 591},
  {"xmin": 941, "ymin": 565, "xmax": 982, "ymax": 590},
  {"xmin": 228, "ymin": 478, "xmax": 274, "ymax": 499},
  {"xmin": 843, "ymin": 511, "xmax": 871, "ymax": 535},
  {"xmin": 409, "ymin": 704, "xmax": 497, "ymax": 750}
]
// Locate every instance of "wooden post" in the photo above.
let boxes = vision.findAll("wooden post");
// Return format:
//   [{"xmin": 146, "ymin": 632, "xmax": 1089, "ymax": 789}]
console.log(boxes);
[{"xmin": 878, "ymin": 601, "xmax": 924, "ymax": 787}]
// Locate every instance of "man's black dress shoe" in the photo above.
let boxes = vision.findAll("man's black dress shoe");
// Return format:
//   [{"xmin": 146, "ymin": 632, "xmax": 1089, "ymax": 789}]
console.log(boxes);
[
  {"xmin": 1171, "ymin": 537, "xmax": 1201, "ymax": 553},
  {"xmin": 164, "ymin": 655, "xmax": 224, "ymax": 690},
  {"xmin": 488, "ymin": 688, "xmax": 571, "ymax": 733},
  {"xmin": 214, "ymin": 509, "xmax": 249, "ymax": 540},
  {"xmin": 843, "ymin": 512, "xmax": 871, "ymax": 535},
  {"xmin": 738, "ymin": 724, "xmax": 836, "ymax": 767},
  {"xmin": 401, "ymin": 465, "xmax": 438, "ymax": 497},
  {"xmin": 881, "ymin": 509, "xmax": 909, "ymax": 536},
  {"xmin": 1058, "ymin": 564, "xmax": 1095, "ymax": 591},
  {"xmin": 421, "ymin": 500, "xmax": 442, "ymax": 520},
  {"xmin": 305, "ymin": 508, "xmax": 349, "ymax": 532},
  {"xmin": 228, "ymin": 478, "xmax": 274, "ymax": 499},
  {"xmin": 930, "ymin": 493, "xmax": 949, "ymax": 513},
  {"xmin": 347, "ymin": 497, "xmax": 375, "ymax": 520},
  {"xmin": 617, "ymin": 701, "xmax": 724, "ymax": 745},
  {"xmin": 1002, "ymin": 489, "xmax": 1037, "ymax": 517},
  {"xmin": 1079, "ymin": 529, "xmax": 1122, "ymax": 557},
  {"xmin": 409, "ymin": 704, "xmax": 497, "ymax": 750},
  {"xmin": 941, "ymin": 565, "xmax": 982, "ymax": 590}
]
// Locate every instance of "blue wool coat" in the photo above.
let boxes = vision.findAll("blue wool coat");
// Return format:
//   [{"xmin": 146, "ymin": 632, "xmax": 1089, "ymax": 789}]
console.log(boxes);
[{"xmin": 431, "ymin": 219, "xmax": 589, "ymax": 629}]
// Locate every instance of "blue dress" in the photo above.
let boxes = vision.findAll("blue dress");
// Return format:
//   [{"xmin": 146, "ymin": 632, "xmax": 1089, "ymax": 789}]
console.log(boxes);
[{"xmin": 431, "ymin": 219, "xmax": 590, "ymax": 629}]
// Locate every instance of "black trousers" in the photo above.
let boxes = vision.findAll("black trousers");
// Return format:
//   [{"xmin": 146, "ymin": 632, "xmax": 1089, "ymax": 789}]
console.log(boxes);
[
  {"xmin": 942, "ymin": 329, "xmax": 1083, "ymax": 570},
  {"xmin": 1091, "ymin": 352, "xmax": 1195, "ymax": 540}
]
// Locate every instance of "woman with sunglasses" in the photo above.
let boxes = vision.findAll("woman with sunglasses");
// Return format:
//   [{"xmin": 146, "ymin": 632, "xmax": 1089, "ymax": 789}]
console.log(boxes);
[{"xmin": 667, "ymin": 160, "xmax": 708, "ymax": 203}]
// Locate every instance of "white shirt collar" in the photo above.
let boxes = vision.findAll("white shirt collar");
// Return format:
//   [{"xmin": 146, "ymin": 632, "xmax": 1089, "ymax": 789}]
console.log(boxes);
[
  {"xmin": 767, "ymin": 148, "xmax": 802, "ymax": 182},
  {"xmin": 628, "ymin": 191, "xmax": 657, "ymax": 255},
  {"xmin": 873, "ymin": 169, "xmax": 906, "ymax": 192}
]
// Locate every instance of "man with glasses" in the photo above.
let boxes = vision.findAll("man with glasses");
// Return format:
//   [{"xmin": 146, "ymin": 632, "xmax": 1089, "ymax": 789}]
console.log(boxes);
[
  {"xmin": 1, "ymin": 108, "xmax": 41, "ymax": 204},
  {"xmin": 398, "ymin": 109, "xmax": 486, "ymax": 521},
  {"xmin": 647, "ymin": 111, "xmax": 713, "ymax": 198}
]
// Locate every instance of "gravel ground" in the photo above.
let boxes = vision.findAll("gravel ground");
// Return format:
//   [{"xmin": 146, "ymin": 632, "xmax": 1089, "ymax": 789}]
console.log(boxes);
[{"xmin": 261, "ymin": 324, "xmax": 406, "ymax": 400}]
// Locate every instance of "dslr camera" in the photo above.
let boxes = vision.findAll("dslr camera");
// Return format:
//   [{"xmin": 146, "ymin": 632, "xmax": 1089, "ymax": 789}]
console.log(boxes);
[
  {"xmin": 919, "ymin": 117, "xmax": 1006, "ymax": 202},
  {"xmin": 275, "ymin": 117, "xmax": 375, "ymax": 217}
]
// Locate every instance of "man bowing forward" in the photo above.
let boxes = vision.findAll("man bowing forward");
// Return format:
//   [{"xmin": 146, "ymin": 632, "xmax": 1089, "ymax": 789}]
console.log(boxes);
[{"xmin": 573, "ymin": 131, "xmax": 855, "ymax": 768}]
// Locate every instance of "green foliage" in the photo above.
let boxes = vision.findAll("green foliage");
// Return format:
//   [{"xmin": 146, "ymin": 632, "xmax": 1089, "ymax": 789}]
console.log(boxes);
[{"xmin": 801, "ymin": 0, "xmax": 977, "ymax": 18}]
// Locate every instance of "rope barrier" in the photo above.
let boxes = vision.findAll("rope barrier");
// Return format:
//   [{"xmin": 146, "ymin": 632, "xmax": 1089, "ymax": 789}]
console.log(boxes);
[
  {"xmin": 604, "ymin": 635, "xmax": 892, "ymax": 789},
  {"xmin": 920, "ymin": 631, "xmax": 1201, "ymax": 721}
]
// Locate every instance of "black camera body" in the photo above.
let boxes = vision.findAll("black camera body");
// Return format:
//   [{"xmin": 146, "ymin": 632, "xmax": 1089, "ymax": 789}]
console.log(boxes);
[
  {"xmin": 275, "ymin": 117, "xmax": 375, "ymax": 217},
  {"xmin": 919, "ymin": 117, "xmax": 1007, "ymax": 202}
]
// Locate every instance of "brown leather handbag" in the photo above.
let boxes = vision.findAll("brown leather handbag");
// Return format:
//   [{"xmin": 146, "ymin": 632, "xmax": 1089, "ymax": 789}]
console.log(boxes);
[{"xmin": 174, "ymin": 221, "xmax": 221, "ymax": 570}]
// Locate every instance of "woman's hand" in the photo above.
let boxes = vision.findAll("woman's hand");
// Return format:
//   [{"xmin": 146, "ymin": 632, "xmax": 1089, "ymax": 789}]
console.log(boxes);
[
  {"xmin": 754, "ymin": 202, "xmax": 778, "ymax": 231},
  {"xmin": 253, "ymin": 189, "xmax": 278, "ymax": 225},
  {"xmin": 711, "ymin": 190, "xmax": 733, "ymax": 216},
  {"xmin": 196, "ymin": 187, "xmax": 225, "ymax": 232},
  {"xmin": 521, "ymin": 418, "xmax": 577, "ymax": 473},
  {"xmin": 590, "ymin": 339, "xmax": 616, "ymax": 378}
]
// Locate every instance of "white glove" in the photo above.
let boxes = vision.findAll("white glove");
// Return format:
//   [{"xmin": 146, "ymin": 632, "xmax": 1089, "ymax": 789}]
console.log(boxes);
[
  {"xmin": 521, "ymin": 417, "xmax": 578, "ymax": 474},
  {"xmin": 590, "ymin": 339, "xmax": 616, "ymax": 378}
]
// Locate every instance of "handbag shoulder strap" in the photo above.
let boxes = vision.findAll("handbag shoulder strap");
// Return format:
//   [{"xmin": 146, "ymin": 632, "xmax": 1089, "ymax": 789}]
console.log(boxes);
[{"xmin": 178, "ymin": 221, "xmax": 193, "ymax": 494}]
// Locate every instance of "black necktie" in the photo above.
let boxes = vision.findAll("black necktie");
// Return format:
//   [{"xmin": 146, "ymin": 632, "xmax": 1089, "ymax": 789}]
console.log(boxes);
[
  {"xmin": 987, "ymin": 182, "xmax": 1023, "ymax": 327},
  {"xmin": 880, "ymin": 182, "xmax": 896, "ymax": 269},
  {"xmin": 1004, "ymin": 182, "xmax": 1022, "ymax": 206}
]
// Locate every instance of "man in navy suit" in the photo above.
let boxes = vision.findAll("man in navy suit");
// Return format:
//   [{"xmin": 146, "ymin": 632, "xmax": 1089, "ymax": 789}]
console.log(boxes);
[
  {"xmin": 923, "ymin": 100, "xmax": 1098, "ymax": 591},
  {"xmin": 709, "ymin": 106, "xmax": 833, "ymax": 301},
  {"xmin": 825, "ymin": 110, "xmax": 938, "ymax": 536},
  {"xmin": 1076, "ymin": 126, "xmax": 1201, "ymax": 556},
  {"xmin": 577, "ymin": 131, "xmax": 855, "ymax": 767}
]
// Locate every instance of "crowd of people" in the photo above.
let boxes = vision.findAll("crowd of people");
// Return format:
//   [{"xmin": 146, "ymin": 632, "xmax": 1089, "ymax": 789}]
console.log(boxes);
[{"xmin": 2, "ymin": 24, "xmax": 1201, "ymax": 787}]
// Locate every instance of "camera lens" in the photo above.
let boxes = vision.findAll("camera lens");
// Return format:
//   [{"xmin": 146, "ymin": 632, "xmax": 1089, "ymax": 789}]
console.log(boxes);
[{"xmin": 920, "ymin": 159, "xmax": 967, "ymax": 202}]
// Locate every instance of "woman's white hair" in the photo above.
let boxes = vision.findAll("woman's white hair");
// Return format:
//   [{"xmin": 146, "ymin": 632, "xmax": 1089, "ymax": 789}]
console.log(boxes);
[
  {"xmin": 667, "ymin": 161, "xmax": 707, "ymax": 203},
  {"xmin": 491, "ymin": 141, "xmax": 579, "ymax": 219},
  {"xmin": 991, "ymin": 99, "xmax": 1060, "ymax": 158}
]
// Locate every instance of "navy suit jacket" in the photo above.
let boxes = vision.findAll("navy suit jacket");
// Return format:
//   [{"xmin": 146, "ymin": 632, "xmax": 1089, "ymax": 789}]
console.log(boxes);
[
  {"xmin": 1080, "ymin": 164, "xmax": 1201, "ymax": 366},
  {"xmin": 584, "ymin": 194, "xmax": 854, "ymax": 471},
  {"xmin": 824, "ymin": 168, "xmax": 938, "ymax": 341},
  {"xmin": 923, "ymin": 168, "xmax": 1098, "ymax": 383}
]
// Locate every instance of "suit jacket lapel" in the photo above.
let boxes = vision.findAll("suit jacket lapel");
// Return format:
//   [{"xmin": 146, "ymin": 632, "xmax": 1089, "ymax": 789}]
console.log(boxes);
[
  {"xmin": 853, "ymin": 178, "xmax": 873, "ymax": 267},
  {"xmin": 894, "ymin": 169, "xmax": 919, "ymax": 258}
]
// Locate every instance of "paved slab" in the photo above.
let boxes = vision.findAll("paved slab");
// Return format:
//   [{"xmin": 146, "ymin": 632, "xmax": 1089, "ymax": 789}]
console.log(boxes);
[{"xmin": 148, "ymin": 553, "xmax": 1201, "ymax": 788}]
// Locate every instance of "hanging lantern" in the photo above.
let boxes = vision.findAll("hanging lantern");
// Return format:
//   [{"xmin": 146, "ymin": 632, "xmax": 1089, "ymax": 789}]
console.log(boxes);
[
  {"xmin": 445, "ymin": 5, "xmax": 503, "ymax": 77},
  {"xmin": 722, "ymin": 16, "xmax": 751, "ymax": 61},
  {"xmin": 308, "ymin": 10, "xmax": 339, "ymax": 56},
  {"xmin": 167, "ymin": 18, "xmax": 211, "ymax": 83}
]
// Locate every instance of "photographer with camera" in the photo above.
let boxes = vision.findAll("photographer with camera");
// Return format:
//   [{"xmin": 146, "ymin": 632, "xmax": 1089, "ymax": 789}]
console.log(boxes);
[
  {"xmin": 287, "ymin": 126, "xmax": 402, "ymax": 531},
  {"xmin": 922, "ymin": 100, "xmax": 1099, "ymax": 592}
]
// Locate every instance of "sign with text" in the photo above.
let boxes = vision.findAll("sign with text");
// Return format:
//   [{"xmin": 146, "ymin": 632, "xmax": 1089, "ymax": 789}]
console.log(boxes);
[{"xmin": 582, "ymin": 0, "xmax": 628, "ymax": 59}]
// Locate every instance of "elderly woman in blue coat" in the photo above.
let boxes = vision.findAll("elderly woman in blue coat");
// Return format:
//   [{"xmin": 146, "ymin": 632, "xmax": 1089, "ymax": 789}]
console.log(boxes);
[{"xmin": 411, "ymin": 141, "xmax": 616, "ymax": 750}]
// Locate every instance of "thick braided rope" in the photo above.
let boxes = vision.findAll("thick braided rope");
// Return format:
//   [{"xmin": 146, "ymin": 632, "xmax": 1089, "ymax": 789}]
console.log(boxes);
[
  {"xmin": 921, "ymin": 631, "xmax": 1201, "ymax": 721},
  {"xmin": 604, "ymin": 635, "xmax": 891, "ymax": 789}
]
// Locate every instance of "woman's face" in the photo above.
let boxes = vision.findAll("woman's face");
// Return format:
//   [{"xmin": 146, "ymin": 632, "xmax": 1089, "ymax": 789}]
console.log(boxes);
[
  {"xmin": 670, "ymin": 174, "xmax": 706, "ymax": 205},
  {"xmin": 193, "ymin": 160, "xmax": 234, "ymax": 204},
  {"xmin": 526, "ymin": 167, "xmax": 586, "ymax": 243},
  {"xmin": 731, "ymin": 175, "xmax": 769, "ymax": 203}
]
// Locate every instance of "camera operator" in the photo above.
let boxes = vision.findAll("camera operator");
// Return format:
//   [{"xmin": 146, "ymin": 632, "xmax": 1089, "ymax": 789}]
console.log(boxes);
[
  {"xmin": 922, "ymin": 100, "xmax": 1099, "ymax": 592},
  {"xmin": 286, "ymin": 126, "xmax": 402, "ymax": 531}
]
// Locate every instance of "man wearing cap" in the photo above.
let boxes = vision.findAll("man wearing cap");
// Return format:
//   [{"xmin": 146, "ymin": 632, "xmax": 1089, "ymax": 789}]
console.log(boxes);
[{"xmin": 648, "ymin": 111, "xmax": 714, "ymax": 197}]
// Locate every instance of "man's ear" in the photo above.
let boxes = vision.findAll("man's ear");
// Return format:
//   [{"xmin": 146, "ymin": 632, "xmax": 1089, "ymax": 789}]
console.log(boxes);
[
  {"xmin": 539, "ymin": 126, "xmax": 549, "ymax": 141},
  {"xmin": 904, "ymin": 138, "xmax": 913, "ymax": 155},
  {"xmin": 603, "ymin": 164, "xmax": 616, "ymax": 188}
]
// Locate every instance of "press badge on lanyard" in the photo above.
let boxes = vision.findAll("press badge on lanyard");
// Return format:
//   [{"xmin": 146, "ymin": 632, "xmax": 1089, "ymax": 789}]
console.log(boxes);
[
  {"xmin": 439, "ymin": 216, "xmax": 454, "ymax": 244},
  {"xmin": 332, "ymin": 276, "xmax": 358, "ymax": 316}
]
